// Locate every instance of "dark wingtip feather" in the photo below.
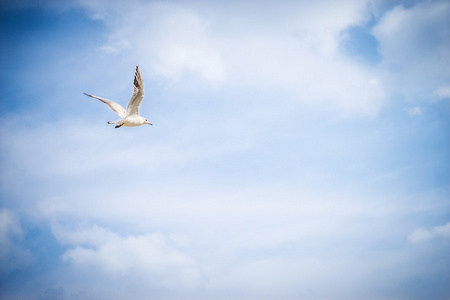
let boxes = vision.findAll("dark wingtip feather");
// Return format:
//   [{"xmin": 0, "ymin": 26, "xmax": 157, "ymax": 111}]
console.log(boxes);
[{"xmin": 133, "ymin": 65, "xmax": 143, "ymax": 88}]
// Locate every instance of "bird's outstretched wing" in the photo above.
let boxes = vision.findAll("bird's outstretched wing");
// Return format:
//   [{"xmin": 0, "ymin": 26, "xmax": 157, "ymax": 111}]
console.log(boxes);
[
  {"xmin": 126, "ymin": 65, "xmax": 145, "ymax": 117},
  {"xmin": 84, "ymin": 93, "xmax": 127, "ymax": 118}
]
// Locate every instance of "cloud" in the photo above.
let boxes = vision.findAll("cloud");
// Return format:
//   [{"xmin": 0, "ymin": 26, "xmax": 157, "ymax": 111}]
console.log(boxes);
[
  {"xmin": 0, "ymin": 209, "xmax": 33, "ymax": 272},
  {"xmin": 146, "ymin": 6, "xmax": 226, "ymax": 83},
  {"xmin": 372, "ymin": 0, "xmax": 450, "ymax": 101},
  {"xmin": 79, "ymin": 1, "xmax": 226, "ymax": 84},
  {"xmin": 71, "ymin": 0, "xmax": 385, "ymax": 115},
  {"xmin": 0, "ymin": 113, "xmax": 256, "ymax": 182},
  {"xmin": 409, "ymin": 222, "xmax": 450, "ymax": 243},
  {"xmin": 435, "ymin": 85, "xmax": 450, "ymax": 100},
  {"xmin": 57, "ymin": 224, "xmax": 202, "ymax": 288},
  {"xmin": 52, "ymin": 223, "xmax": 117, "ymax": 247},
  {"xmin": 406, "ymin": 106, "xmax": 422, "ymax": 116}
]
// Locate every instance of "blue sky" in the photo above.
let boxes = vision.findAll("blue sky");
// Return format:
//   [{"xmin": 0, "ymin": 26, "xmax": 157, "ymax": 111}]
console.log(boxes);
[{"xmin": 0, "ymin": 0, "xmax": 449, "ymax": 299}]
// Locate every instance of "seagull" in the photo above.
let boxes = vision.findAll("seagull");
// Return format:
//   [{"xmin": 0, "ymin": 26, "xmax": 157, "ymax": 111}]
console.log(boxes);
[{"xmin": 84, "ymin": 65, "xmax": 152, "ymax": 128}]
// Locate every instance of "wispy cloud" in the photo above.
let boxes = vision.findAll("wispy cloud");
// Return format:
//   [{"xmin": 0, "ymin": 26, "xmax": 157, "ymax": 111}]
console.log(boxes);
[
  {"xmin": 435, "ymin": 85, "xmax": 450, "ymax": 100},
  {"xmin": 406, "ymin": 106, "xmax": 422, "ymax": 116},
  {"xmin": 0, "ymin": 209, "xmax": 33, "ymax": 272},
  {"xmin": 409, "ymin": 222, "xmax": 450, "ymax": 243}
]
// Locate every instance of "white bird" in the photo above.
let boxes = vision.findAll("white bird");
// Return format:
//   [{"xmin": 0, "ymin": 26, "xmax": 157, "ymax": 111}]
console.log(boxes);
[{"xmin": 84, "ymin": 65, "xmax": 152, "ymax": 128}]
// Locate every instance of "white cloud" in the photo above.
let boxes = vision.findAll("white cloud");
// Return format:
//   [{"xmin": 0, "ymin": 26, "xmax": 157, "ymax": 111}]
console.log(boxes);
[
  {"xmin": 221, "ymin": 35, "xmax": 384, "ymax": 114},
  {"xmin": 30, "ymin": 178, "xmax": 443, "ymax": 256},
  {"xmin": 409, "ymin": 222, "xmax": 450, "ymax": 243},
  {"xmin": 71, "ymin": 0, "xmax": 385, "ymax": 115},
  {"xmin": 81, "ymin": 1, "xmax": 226, "ymax": 84},
  {"xmin": 0, "ymin": 209, "xmax": 33, "ymax": 272},
  {"xmin": 58, "ymin": 224, "xmax": 202, "ymax": 288},
  {"xmin": 435, "ymin": 85, "xmax": 450, "ymax": 99},
  {"xmin": 52, "ymin": 223, "xmax": 117, "ymax": 247},
  {"xmin": 0, "ymin": 113, "xmax": 256, "ymax": 180},
  {"xmin": 372, "ymin": 0, "xmax": 450, "ymax": 101},
  {"xmin": 406, "ymin": 106, "xmax": 422, "ymax": 116},
  {"xmin": 148, "ymin": 6, "xmax": 226, "ymax": 83}
]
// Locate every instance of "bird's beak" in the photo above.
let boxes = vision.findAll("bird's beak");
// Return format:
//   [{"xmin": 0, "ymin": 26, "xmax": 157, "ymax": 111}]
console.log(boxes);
[{"xmin": 147, "ymin": 122, "xmax": 153, "ymax": 126}]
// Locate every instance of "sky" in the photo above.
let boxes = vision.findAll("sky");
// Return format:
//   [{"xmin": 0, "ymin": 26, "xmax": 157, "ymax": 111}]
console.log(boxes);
[{"xmin": 0, "ymin": 0, "xmax": 449, "ymax": 299}]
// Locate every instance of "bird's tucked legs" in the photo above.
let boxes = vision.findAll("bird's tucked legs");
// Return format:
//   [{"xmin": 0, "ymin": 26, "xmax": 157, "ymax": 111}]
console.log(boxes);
[{"xmin": 107, "ymin": 121, "xmax": 123, "ymax": 128}]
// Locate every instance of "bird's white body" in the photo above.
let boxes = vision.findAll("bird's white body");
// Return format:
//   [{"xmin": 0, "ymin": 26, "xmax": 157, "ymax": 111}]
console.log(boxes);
[
  {"xmin": 108, "ymin": 115, "xmax": 148, "ymax": 127},
  {"xmin": 84, "ymin": 66, "xmax": 152, "ymax": 128}
]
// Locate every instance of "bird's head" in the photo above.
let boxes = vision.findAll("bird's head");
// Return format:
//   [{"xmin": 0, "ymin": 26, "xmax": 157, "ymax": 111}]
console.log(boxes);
[{"xmin": 143, "ymin": 118, "xmax": 153, "ymax": 126}]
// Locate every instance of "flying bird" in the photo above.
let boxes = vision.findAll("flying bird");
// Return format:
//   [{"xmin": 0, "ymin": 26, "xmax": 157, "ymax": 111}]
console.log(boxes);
[{"xmin": 84, "ymin": 65, "xmax": 152, "ymax": 128}]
